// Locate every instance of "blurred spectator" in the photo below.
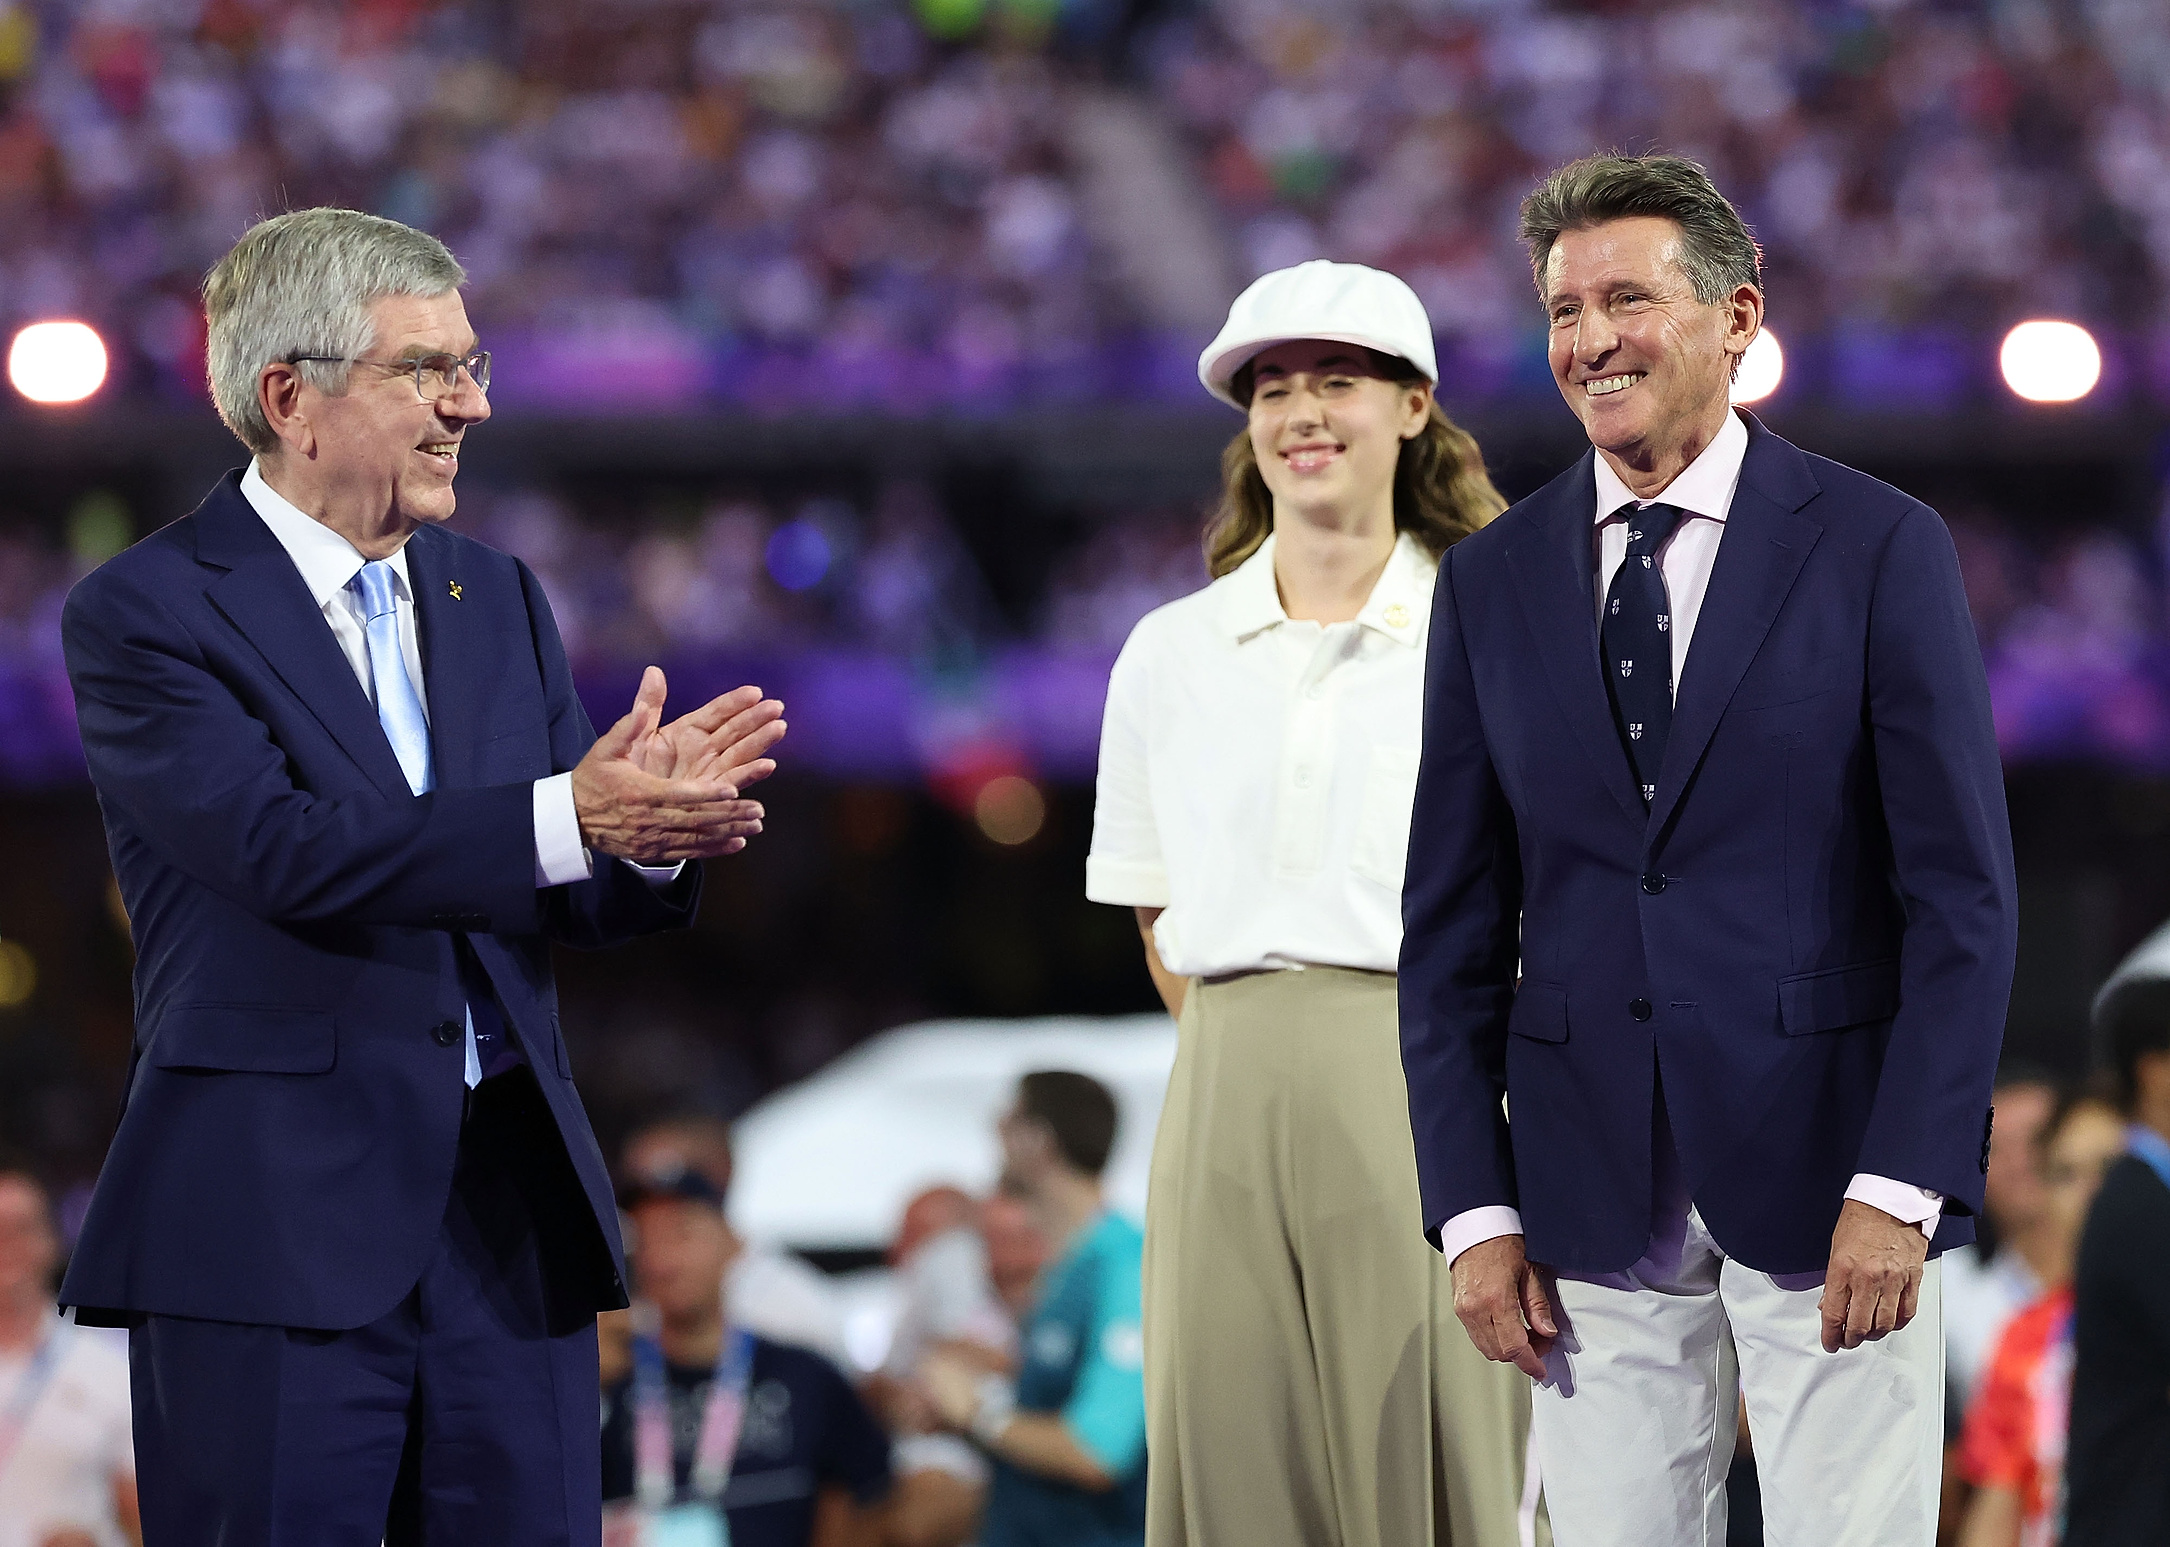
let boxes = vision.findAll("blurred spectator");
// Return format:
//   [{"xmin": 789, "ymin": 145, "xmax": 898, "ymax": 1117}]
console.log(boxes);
[
  {"xmin": 2065, "ymin": 965, "xmax": 2170, "ymax": 1546},
  {"xmin": 623, "ymin": 1111, "xmax": 856, "ymax": 1373},
  {"xmin": 0, "ymin": 1165, "xmax": 137, "ymax": 1547},
  {"xmin": 1954, "ymin": 1088, "xmax": 2125, "ymax": 1547},
  {"xmin": 1942, "ymin": 1067, "xmax": 2059, "ymax": 1414},
  {"xmin": 979, "ymin": 1189, "xmax": 1051, "ymax": 1321},
  {"xmin": 870, "ymin": 1185, "xmax": 1027, "ymax": 1547},
  {"xmin": 918, "ymin": 1071, "xmax": 1144, "ymax": 1547},
  {"xmin": 601, "ymin": 1166, "xmax": 892, "ymax": 1547}
]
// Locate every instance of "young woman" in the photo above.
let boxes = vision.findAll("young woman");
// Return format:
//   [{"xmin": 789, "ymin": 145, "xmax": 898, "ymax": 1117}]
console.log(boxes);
[{"xmin": 1088, "ymin": 261, "xmax": 1538, "ymax": 1546}]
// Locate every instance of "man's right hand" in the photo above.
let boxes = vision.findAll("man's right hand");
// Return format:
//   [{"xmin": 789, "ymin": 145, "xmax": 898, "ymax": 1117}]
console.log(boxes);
[
  {"xmin": 572, "ymin": 669, "xmax": 767, "ymax": 864},
  {"xmin": 1451, "ymin": 1232, "xmax": 1557, "ymax": 1379}
]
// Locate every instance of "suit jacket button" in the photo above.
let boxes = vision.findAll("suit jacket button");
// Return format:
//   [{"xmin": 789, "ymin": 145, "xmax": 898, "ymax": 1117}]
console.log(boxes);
[
  {"xmin": 1641, "ymin": 873, "xmax": 1667, "ymax": 894},
  {"xmin": 431, "ymin": 1020, "xmax": 462, "ymax": 1047},
  {"xmin": 1629, "ymin": 998, "xmax": 1653, "ymax": 1021}
]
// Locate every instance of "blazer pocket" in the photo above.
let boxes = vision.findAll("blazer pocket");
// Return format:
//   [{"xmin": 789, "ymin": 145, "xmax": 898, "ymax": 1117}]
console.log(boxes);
[
  {"xmin": 151, "ymin": 1004, "xmax": 337, "ymax": 1073},
  {"xmin": 1349, "ymin": 744, "xmax": 1422, "ymax": 889},
  {"xmin": 1508, "ymin": 982, "xmax": 1569, "ymax": 1043},
  {"xmin": 1778, "ymin": 959, "xmax": 1900, "ymax": 1036}
]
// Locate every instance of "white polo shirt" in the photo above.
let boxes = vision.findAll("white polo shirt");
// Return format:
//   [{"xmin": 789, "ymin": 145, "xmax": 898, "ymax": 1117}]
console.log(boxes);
[{"xmin": 1086, "ymin": 530, "xmax": 1435, "ymax": 979}]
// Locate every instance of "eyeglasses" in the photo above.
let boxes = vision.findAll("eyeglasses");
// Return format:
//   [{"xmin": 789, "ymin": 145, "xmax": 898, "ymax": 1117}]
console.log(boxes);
[{"xmin": 287, "ymin": 349, "xmax": 492, "ymax": 400}]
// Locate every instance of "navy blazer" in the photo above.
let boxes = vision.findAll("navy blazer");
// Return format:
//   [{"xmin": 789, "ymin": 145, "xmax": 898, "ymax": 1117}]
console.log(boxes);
[
  {"xmin": 1399, "ymin": 414, "xmax": 2017, "ymax": 1277},
  {"xmin": 58, "ymin": 472, "xmax": 701, "ymax": 1330}
]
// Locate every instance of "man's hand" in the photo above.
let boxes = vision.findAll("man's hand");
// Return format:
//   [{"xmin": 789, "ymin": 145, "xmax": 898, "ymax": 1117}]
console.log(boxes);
[
  {"xmin": 572, "ymin": 668, "xmax": 769, "ymax": 864},
  {"xmin": 915, "ymin": 1347, "xmax": 986, "ymax": 1432},
  {"xmin": 1451, "ymin": 1233, "xmax": 1557, "ymax": 1379},
  {"xmin": 627, "ymin": 678, "xmax": 787, "ymax": 793},
  {"xmin": 1820, "ymin": 1197, "xmax": 1928, "ymax": 1352}
]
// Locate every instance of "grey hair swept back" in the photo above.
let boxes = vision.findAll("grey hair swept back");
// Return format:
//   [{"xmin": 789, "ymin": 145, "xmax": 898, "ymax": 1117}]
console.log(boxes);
[
  {"xmin": 1518, "ymin": 153, "xmax": 1763, "ymax": 307},
  {"xmin": 204, "ymin": 208, "xmax": 466, "ymax": 455}
]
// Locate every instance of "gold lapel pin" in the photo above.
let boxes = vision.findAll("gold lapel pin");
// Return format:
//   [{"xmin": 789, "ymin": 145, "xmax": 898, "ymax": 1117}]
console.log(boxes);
[{"xmin": 448, "ymin": 580, "xmax": 463, "ymax": 601}]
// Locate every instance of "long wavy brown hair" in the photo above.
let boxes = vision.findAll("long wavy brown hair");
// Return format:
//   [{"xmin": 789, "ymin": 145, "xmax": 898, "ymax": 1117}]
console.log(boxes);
[{"xmin": 1204, "ymin": 350, "xmax": 1506, "ymax": 579}]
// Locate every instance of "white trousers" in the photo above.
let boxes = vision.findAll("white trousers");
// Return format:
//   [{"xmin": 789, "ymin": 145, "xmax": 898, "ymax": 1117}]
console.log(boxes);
[{"xmin": 1531, "ymin": 1206, "xmax": 1943, "ymax": 1547}]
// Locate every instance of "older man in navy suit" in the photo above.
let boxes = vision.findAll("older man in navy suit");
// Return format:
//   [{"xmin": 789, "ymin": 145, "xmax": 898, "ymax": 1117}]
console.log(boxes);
[
  {"xmin": 1399, "ymin": 156, "xmax": 2016, "ymax": 1544},
  {"xmin": 59, "ymin": 208, "xmax": 786, "ymax": 1545}
]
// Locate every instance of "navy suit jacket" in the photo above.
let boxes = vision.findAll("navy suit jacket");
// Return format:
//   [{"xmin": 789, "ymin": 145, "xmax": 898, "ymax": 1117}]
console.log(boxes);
[
  {"xmin": 1399, "ymin": 414, "xmax": 2017, "ymax": 1277},
  {"xmin": 58, "ymin": 472, "xmax": 700, "ymax": 1330}
]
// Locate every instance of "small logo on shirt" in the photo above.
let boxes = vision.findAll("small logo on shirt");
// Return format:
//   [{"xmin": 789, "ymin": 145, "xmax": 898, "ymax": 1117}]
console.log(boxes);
[
  {"xmin": 1101, "ymin": 1322, "xmax": 1144, "ymax": 1371},
  {"xmin": 448, "ymin": 580, "xmax": 463, "ymax": 601},
  {"xmin": 1619, "ymin": 658, "xmax": 1634, "ymax": 678},
  {"xmin": 1656, "ymin": 614, "xmax": 1669, "ymax": 633},
  {"xmin": 1628, "ymin": 722, "xmax": 1643, "ymax": 741}
]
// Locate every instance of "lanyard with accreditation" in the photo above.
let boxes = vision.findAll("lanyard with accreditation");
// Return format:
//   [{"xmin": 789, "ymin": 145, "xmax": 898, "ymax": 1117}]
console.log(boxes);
[{"xmin": 632, "ymin": 1320, "xmax": 757, "ymax": 1547}]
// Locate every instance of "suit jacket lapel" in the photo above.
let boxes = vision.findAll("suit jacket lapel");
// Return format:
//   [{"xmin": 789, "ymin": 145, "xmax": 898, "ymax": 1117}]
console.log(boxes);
[
  {"xmin": 1505, "ymin": 456, "xmax": 1650, "ymax": 829},
  {"xmin": 403, "ymin": 528, "xmax": 503, "ymax": 791},
  {"xmin": 194, "ymin": 478, "xmax": 413, "ymax": 799},
  {"xmin": 1646, "ymin": 425, "xmax": 1823, "ymax": 837}
]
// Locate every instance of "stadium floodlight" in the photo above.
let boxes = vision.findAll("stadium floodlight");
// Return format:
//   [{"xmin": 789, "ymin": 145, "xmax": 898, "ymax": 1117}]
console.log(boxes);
[
  {"xmin": 8, "ymin": 320, "xmax": 110, "ymax": 405},
  {"xmin": 1999, "ymin": 319, "xmax": 2101, "ymax": 403},
  {"xmin": 1730, "ymin": 328, "xmax": 1783, "ymax": 405}
]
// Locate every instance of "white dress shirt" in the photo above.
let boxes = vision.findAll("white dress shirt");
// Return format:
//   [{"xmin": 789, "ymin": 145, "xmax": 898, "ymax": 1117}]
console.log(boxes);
[
  {"xmin": 1438, "ymin": 411, "xmax": 1943, "ymax": 1268},
  {"xmin": 1087, "ymin": 531, "xmax": 1435, "ymax": 978},
  {"xmin": 240, "ymin": 463, "xmax": 677, "ymax": 1082}
]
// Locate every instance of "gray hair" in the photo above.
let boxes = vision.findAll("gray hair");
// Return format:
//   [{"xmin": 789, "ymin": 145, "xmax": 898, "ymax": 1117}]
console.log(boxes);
[
  {"xmin": 1519, "ymin": 153, "xmax": 1763, "ymax": 307},
  {"xmin": 204, "ymin": 208, "xmax": 466, "ymax": 455}
]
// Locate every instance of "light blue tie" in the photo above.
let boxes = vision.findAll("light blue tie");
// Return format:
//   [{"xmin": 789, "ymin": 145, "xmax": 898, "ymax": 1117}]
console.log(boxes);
[
  {"xmin": 349, "ymin": 561, "xmax": 434, "ymax": 796},
  {"xmin": 350, "ymin": 561, "xmax": 485, "ymax": 1086}
]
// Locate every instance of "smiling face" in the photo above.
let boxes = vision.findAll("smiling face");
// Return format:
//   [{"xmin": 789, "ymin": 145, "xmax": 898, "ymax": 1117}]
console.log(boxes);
[
  {"xmin": 271, "ymin": 289, "xmax": 490, "ymax": 543},
  {"xmin": 1542, "ymin": 217, "xmax": 1759, "ymax": 480},
  {"xmin": 1244, "ymin": 340, "xmax": 1430, "ymax": 525}
]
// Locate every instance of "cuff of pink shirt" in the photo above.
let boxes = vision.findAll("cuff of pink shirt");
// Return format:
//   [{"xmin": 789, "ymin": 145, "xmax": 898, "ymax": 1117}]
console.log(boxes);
[
  {"xmin": 1436, "ymin": 1206, "xmax": 1525, "ymax": 1266},
  {"xmin": 1844, "ymin": 1173, "xmax": 1944, "ymax": 1241}
]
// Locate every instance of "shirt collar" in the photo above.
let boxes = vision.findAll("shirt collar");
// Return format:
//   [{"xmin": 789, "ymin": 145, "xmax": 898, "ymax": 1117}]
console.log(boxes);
[
  {"xmin": 240, "ymin": 460, "xmax": 411, "ymax": 610},
  {"xmin": 1213, "ymin": 529, "xmax": 1433, "ymax": 648},
  {"xmin": 1592, "ymin": 405, "xmax": 1750, "ymax": 526}
]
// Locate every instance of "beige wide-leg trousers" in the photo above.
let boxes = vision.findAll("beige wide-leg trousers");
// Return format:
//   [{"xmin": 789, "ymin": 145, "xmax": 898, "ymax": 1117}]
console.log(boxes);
[{"xmin": 1143, "ymin": 966, "xmax": 1541, "ymax": 1547}]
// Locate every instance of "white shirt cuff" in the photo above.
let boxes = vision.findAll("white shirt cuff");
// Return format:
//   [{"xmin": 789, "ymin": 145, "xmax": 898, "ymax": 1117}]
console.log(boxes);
[
  {"xmin": 532, "ymin": 773, "xmax": 594, "ymax": 887},
  {"xmin": 532, "ymin": 774, "xmax": 686, "ymax": 889},
  {"xmin": 1845, "ymin": 1173, "xmax": 1944, "ymax": 1241},
  {"xmin": 1437, "ymin": 1206, "xmax": 1524, "ymax": 1266}
]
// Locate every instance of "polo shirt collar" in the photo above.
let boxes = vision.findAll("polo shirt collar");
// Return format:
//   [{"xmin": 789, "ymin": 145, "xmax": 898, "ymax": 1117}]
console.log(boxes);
[
  {"xmin": 1592, "ymin": 404, "xmax": 1750, "ymax": 526},
  {"xmin": 240, "ymin": 459, "xmax": 411, "ymax": 610},
  {"xmin": 1214, "ymin": 529, "xmax": 1431, "ymax": 647}
]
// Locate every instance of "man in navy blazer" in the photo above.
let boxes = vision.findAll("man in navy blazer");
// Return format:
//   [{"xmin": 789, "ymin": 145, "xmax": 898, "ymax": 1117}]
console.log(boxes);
[
  {"xmin": 59, "ymin": 209, "xmax": 785, "ymax": 1545},
  {"xmin": 1399, "ymin": 156, "xmax": 2016, "ymax": 1543}
]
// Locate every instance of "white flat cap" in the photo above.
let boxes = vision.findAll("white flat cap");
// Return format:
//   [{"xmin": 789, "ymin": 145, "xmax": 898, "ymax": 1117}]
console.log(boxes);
[{"xmin": 1197, "ymin": 259, "xmax": 1437, "ymax": 410}]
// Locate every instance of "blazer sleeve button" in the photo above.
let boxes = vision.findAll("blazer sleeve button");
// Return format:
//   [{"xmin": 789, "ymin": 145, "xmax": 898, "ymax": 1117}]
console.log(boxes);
[{"xmin": 430, "ymin": 1020, "xmax": 462, "ymax": 1047}]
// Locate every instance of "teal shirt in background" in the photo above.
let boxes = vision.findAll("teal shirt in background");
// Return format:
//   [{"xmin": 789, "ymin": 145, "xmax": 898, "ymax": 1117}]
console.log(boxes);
[{"xmin": 982, "ymin": 1210, "xmax": 1148, "ymax": 1547}]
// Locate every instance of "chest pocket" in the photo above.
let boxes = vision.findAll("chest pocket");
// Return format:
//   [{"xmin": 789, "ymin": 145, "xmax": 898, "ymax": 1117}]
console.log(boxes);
[{"xmin": 1350, "ymin": 744, "xmax": 1421, "ymax": 890}]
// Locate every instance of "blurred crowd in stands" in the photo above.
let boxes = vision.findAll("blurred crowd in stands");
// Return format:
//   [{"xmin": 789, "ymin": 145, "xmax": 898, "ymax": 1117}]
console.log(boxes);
[
  {"xmin": 5, "ymin": 0, "xmax": 2170, "ymax": 403},
  {"xmin": 13, "ymin": 476, "xmax": 2170, "ymax": 782}
]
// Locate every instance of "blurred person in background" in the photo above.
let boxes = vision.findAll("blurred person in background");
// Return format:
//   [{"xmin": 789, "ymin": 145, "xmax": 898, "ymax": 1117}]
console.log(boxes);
[
  {"xmin": 1402, "ymin": 155, "xmax": 2015, "ymax": 1546},
  {"xmin": 919, "ymin": 1072, "xmax": 1144, "ymax": 1547},
  {"xmin": 57, "ymin": 208, "xmax": 787, "ymax": 1546},
  {"xmin": 1088, "ymin": 260, "xmax": 1534, "ymax": 1547},
  {"xmin": 980, "ymin": 1193, "xmax": 1051, "ymax": 1322},
  {"xmin": 0, "ymin": 1165, "xmax": 137, "ymax": 1547},
  {"xmin": 1954, "ymin": 1088, "xmax": 2125, "ymax": 1547},
  {"xmin": 602, "ymin": 1166, "xmax": 891, "ymax": 1547},
  {"xmin": 1943, "ymin": 1067, "xmax": 2060, "ymax": 1414},
  {"xmin": 623, "ymin": 1112, "xmax": 854, "ymax": 1373},
  {"xmin": 2064, "ymin": 968, "xmax": 2170, "ymax": 1545},
  {"xmin": 871, "ymin": 1187, "xmax": 1022, "ymax": 1547}
]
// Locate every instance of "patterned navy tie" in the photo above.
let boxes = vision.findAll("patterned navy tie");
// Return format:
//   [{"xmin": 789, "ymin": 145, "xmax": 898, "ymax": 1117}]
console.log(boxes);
[{"xmin": 1601, "ymin": 501, "xmax": 1686, "ymax": 807}]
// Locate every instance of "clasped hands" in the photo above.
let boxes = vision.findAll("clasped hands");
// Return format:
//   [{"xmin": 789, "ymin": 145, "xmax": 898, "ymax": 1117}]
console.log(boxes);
[
  {"xmin": 1451, "ymin": 1197, "xmax": 1930, "ymax": 1378},
  {"xmin": 571, "ymin": 666, "xmax": 786, "ymax": 865}
]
